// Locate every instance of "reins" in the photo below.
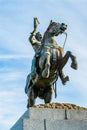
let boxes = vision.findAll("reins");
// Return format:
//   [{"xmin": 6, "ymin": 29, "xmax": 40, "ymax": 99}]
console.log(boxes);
[
  {"xmin": 63, "ymin": 32, "xmax": 67, "ymax": 49},
  {"xmin": 53, "ymin": 32, "xmax": 67, "ymax": 98}
]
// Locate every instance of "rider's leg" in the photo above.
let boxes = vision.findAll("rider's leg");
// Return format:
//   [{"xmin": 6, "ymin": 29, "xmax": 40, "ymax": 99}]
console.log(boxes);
[
  {"xmin": 59, "ymin": 70, "xmax": 69, "ymax": 85},
  {"xmin": 31, "ymin": 56, "xmax": 37, "ymax": 78},
  {"xmin": 31, "ymin": 56, "xmax": 39, "ymax": 84},
  {"xmin": 25, "ymin": 74, "xmax": 32, "ymax": 94}
]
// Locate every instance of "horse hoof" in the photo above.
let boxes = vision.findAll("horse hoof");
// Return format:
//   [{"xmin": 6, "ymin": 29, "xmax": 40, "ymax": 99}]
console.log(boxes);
[
  {"xmin": 62, "ymin": 76, "xmax": 69, "ymax": 85},
  {"xmin": 71, "ymin": 62, "xmax": 78, "ymax": 70}
]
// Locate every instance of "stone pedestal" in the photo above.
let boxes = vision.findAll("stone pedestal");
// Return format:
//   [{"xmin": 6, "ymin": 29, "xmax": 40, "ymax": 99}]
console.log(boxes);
[{"xmin": 10, "ymin": 104, "xmax": 87, "ymax": 130}]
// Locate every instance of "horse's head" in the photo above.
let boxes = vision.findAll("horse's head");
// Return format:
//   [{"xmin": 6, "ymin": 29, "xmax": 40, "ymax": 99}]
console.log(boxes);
[{"xmin": 47, "ymin": 20, "xmax": 67, "ymax": 37}]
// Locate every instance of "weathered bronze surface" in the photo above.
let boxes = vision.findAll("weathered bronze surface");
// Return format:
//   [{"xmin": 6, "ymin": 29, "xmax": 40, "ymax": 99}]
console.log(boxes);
[{"xmin": 25, "ymin": 18, "xmax": 78, "ymax": 108}]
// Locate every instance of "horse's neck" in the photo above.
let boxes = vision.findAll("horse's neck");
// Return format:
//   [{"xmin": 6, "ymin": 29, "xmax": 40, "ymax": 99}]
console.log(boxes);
[
  {"xmin": 44, "ymin": 37, "xmax": 59, "ymax": 47},
  {"xmin": 42, "ymin": 36, "xmax": 64, "ymax": 57}
]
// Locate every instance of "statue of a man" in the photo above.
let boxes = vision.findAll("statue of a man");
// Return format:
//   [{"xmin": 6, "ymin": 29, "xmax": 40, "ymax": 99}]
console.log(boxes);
[
  {"xmin": 25, "ymin": 18, "xmax": 42, "ymax": 97},
  {"xmin": 29, "ymin": 19, "xmax": 42, "ymax": 79}
]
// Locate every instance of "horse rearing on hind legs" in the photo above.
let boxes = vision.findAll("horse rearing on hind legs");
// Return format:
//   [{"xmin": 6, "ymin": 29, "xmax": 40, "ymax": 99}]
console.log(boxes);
[{"xmin": 25, "ymin": 19, "xmax": 78, "ymax": 108}]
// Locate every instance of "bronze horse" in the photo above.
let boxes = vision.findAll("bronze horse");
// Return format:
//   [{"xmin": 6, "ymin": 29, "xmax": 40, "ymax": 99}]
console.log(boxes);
[{"xmin": 25, "ymin": 20, "xmax": 78, "ymax": 108}]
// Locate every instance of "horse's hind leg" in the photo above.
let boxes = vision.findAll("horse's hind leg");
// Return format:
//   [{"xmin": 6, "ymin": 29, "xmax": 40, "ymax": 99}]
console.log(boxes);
[
  {"xmin": 44, "ymin": 86, "xmax": 52, "ymax": 104},
  {"xmin": 27, "ymin": 87, "xmax": 35, "ymax": 108}
]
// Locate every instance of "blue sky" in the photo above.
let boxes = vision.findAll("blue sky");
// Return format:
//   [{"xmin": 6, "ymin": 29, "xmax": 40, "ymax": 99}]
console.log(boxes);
[{"xmin": 0, "ymin": 0, "xmax": 87, "ymax": 129}]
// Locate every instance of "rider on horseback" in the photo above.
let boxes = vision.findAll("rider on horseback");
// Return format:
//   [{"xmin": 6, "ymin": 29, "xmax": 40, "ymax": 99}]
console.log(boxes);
[
  {"xmin": 29, "ymin": 23, "xmax": 42, "ymax": 80},
  {"xmin": 30, "ymin": 18, "xmax": 69, "ymax": 84},
  {"xmin": 25, "ymin": 18, "xmax": 69, "ymax": 97},
  {"xmin": 25, "ymin": 18, "xmax": 78, "ymax": 108}
]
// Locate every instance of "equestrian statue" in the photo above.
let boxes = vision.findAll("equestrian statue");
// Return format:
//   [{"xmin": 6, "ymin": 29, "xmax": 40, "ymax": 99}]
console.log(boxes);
[{"xmin": 25, "ymin": 18, "xmax": 78, "ymax": 108}]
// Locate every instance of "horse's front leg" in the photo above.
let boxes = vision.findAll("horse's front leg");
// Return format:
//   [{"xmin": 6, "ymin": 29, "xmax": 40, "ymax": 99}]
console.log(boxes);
[
  {"xmin": 39, "ymin": 52, "xmax": 50, "ymax": 78},
  {"xmin": 42, "ymin": 52, "xmax": 51, "ymax": 78},
  {"xmin": 58, "ymin": 51, "xmax": 78, "ymax": 70},
  {"xmin": 69, "ymin": 51, "xmax": 78, "ymax": 70}
]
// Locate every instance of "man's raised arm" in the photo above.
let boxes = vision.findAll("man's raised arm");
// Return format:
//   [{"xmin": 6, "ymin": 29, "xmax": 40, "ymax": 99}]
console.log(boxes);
[{"xmin": 29, "ymin": 18, "xmax": 39, "ymax": 45}]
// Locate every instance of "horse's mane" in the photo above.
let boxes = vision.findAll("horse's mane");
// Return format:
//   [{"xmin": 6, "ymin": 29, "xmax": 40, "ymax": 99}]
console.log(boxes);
[{"xmin": 42, "ymin": 21, "xmax": 57, "ymax": 43}]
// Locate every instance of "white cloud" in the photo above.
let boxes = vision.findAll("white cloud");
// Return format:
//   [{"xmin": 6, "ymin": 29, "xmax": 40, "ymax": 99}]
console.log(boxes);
[
  {"xmin": 0, "ymin": 71, "xmax": 24, "ymax": 82},
  {"xmin": 0, "ymin": 54, "xmax": 32, "ymax": 60}
]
